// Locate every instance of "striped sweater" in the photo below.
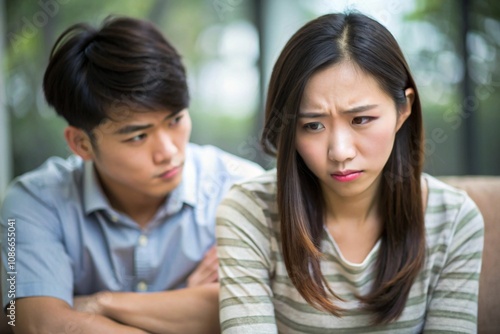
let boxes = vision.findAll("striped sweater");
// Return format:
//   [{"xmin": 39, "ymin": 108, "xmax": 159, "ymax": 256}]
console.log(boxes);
[{"xmin": 216, "ymin": 170, "xmax": 484, "ymax": 333}]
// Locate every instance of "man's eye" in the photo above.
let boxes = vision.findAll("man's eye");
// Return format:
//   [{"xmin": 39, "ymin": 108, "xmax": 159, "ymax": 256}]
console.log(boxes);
[
  {"xmin": 126, "ymin": 134, "xmax": 147, "ymax": 142},
  {"xmin": 170, "ymin": 115, "xmax": 184, "ymax": 126},
  {"xmin": 304, "ymin": 122, "xmax": 325, "ymax": 131}
]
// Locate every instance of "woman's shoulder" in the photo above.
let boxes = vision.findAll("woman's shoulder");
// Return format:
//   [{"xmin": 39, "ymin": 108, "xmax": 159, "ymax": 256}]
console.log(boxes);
[
  {"xmin": 218, "ymin": 169, "xmax": 280, "ymax": 234},
  {"xmin": 424, "ymin": 173, "xmax": 473, "ymax": 206},
  {"xmin": 229, "ymin": 168, "xmax": 278, "ymax": 202},
  {"xmin": 423, "ymin": 173, "xmax": 484, "ymax": 234}
]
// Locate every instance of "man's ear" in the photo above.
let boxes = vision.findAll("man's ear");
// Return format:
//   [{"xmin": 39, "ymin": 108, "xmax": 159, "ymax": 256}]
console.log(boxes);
[
  {"xmin": 64, "ymin": 126, "xmax": 95, "ymax": 161},
  {"xmin": 396, "ymin": 88, "xmax": 415, "ymax": 132}
]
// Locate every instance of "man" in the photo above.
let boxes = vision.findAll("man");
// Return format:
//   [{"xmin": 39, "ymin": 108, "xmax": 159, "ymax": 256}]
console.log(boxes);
[{"xmin": 0, "ymin": 16, "xmax": 262, "ymax": 333}]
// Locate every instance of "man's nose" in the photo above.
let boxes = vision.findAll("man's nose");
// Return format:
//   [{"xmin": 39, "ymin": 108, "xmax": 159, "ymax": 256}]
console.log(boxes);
[{"xmin": 153, "ymin": 131, "xmax": 178, "ymax": 164}]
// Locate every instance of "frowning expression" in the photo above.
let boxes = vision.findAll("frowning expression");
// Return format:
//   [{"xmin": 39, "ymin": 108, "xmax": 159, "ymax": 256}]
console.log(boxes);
[{"xmin": 295, "ymin": 62, "xmax": 412, "ymax": 201}]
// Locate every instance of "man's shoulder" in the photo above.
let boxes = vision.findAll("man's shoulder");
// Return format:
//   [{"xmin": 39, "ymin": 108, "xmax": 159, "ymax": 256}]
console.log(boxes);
[
  {"xmin": 3, "ymin": 155, "xmax": 84, "ymax": 205},
  {"xmin": 13, "ymin": 155, "xmax": 83, "ymax": 186},
  {"xmin": 187, "ymin": 143, "xmax": 264, "ymax": 181}
]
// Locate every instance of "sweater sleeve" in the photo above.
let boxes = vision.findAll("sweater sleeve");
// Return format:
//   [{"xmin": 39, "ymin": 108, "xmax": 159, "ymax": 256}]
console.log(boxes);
[
  {"xmin": 216, "ymin": 184, "xmax": 278, "ymax": 334},
  {"xmin": 423, "ymin": 195, "xmax": 484, "ymax": 333}
]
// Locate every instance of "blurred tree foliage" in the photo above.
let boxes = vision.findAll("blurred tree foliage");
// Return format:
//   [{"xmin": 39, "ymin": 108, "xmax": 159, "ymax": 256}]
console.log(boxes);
[
  {"xmin": 4, "ymin": 0, "xmax": 499, "ymax": 178},
  {"xmin": 5, "ymin": 0, "xmax": 258, "ymax": 177},
  {"xmin": 406, "ymin": 0, "xmax": 500, "ymax": 175}
]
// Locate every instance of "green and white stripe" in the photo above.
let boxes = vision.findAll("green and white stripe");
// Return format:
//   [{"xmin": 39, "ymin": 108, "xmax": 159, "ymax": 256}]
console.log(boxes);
[{"xmin": 216, "ymin": 170, "xmax": 484, "ymax": 333}]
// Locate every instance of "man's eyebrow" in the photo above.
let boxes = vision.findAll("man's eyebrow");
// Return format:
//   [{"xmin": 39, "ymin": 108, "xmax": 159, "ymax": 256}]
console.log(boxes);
[
  {"xmin": 113, "ymin": 110, "xmax": 184, "ymax": 135},
  {"xmin": 114, "ymin": 124, "xmax": 152, "ymax": 135},
  {"xmin": 298, "ymin": 104, "xmax": 379, "ymax": 118}
]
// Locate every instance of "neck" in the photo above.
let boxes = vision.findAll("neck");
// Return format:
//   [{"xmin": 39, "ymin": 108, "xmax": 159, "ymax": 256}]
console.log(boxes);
[
  {"xmin": 108, "ymin": 193, "xmax": 165, "ymax": 228},
  {"xmin": 322, "ymin": 178, "xmax": 380, "ymax": 228},
  {"xmin": 325, "ymin": 193, "xmax": 379, "ymax": 227},
  {"xmin": 96, "ymin": 172, "xmax": 166, "ymax": 228}
]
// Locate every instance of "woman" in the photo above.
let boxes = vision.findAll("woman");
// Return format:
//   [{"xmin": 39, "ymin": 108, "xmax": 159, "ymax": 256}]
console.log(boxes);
[{"xmin": 216, "ymin": 12, "xmax": 484, "ymax": 333}]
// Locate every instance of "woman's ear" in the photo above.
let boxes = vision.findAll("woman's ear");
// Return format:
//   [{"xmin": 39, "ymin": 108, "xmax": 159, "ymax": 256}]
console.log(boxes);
[
  {"xmin": 64, "ymin": 126, "xmax": 95, "ymax": 161},
  {"xmin": 396, "ymin": 88, "xmax": 415, "ymax": 132}
]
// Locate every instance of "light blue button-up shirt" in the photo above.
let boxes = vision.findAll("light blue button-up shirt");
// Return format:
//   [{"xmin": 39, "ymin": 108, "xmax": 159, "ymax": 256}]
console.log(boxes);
[{"xmin": 0, "ymin": 143, "xmax": 263, "ymax": 307}]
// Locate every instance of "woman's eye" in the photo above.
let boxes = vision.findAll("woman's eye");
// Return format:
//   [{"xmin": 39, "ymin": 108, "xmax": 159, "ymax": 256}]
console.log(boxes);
[
  {"xmin": 352, "ymin": 116, "xmax": 374, "ymax": 125},
  {"xmin": 304, "ymin": 122, "xmax": 325, "ymax": 131}
]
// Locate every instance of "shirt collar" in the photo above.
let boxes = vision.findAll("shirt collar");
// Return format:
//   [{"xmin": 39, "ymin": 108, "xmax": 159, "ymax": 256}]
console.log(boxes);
[
  {"xmin": 83, "ymin": 161, "xmax": 114, "ymax": 215},
  {"xmin": 169, "ymin": 145, "xmax": 198, "ymax": 208}
]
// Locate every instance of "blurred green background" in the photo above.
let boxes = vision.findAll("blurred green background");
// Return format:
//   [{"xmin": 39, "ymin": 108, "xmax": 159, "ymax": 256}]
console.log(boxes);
[{"xmin": 1, "ymin": 0, "xmax": 499, "ymax": 199}]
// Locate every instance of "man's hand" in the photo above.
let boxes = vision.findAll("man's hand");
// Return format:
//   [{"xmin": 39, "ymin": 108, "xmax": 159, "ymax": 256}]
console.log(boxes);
[
  {"xmin": 74, "ymin": 291, "xmax": 113, "ymax": 315},
  {"xmin": 69, "ymin": 248, "xmax": 221, "ymax": 333},
  {"xmin": 73, "ymin": 285, "xmax": 220, "ymax": 334},
  {"xmin": 15, "ymin": 297, "xmax": 148, "ymax": 334},
  {"xmin": 187, "ymin": 246, "xmax": 219, "ymax": 288}
]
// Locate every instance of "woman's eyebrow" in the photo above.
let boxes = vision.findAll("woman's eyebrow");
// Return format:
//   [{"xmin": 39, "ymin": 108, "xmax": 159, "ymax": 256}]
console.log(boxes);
[
  {"xmin": 298, "ymin": 112, "xmax": 328, "ymax": 118},
  {"xmin": 298, "ymin": 104, "xmax": 378, "ymax": 118},
  {"xmin": 342, "ymin": 104, "xmax": 378, "ymax": 114}
]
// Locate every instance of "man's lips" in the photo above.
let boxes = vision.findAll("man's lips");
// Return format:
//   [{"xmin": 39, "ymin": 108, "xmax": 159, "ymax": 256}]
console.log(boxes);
[{"xmin": 156, "ymin": 164, "xmax": 183, "ymax": 179}]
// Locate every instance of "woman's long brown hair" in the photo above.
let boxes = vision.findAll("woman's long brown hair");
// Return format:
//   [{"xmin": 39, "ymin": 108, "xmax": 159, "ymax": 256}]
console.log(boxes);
[{"xmin": 261, "ymin": 12, "xmax": 425, "ymax": 325}]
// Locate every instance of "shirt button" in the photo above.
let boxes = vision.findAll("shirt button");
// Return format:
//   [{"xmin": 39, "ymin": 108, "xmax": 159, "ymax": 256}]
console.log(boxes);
[
  {"xmin": 137, "ymin": 281, "xmax": 148, "ymax": 291},
  {"xmin": 138, "ymin": 235, "xmax": 148, "ymax": 247},
  {"xmin": 110, "ymin": 215, "xmax": 119, "ymax": 223}
]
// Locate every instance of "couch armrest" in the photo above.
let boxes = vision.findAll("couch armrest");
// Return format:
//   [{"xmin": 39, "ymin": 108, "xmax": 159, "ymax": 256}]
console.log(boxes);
[{"xmin": 439, "ymin": 176, "xmax": 500, "ymax": 333}]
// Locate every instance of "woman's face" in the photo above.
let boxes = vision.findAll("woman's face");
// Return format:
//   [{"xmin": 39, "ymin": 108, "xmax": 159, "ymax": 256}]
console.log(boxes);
[{"xmin": 295, "ymin": 61, "xmax": 413, "ymax": 202}]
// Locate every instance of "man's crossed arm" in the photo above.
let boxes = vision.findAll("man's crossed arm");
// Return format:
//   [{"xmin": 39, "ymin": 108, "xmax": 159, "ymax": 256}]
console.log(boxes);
[{"xmin": 7, "ymin": 246, "xmax": 220, "ymax": 334}]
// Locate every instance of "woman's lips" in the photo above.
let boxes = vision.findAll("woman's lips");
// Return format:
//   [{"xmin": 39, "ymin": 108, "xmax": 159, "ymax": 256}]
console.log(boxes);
[{"xmin": 331, "ymin": 170, "xmax": 363, "ymax": 182}]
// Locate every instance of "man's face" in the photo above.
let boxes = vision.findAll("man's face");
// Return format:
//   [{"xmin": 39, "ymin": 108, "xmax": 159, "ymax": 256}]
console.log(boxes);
[{"xmin": 86, "ymin": 109, "xmax": 192, "ymax": 203}]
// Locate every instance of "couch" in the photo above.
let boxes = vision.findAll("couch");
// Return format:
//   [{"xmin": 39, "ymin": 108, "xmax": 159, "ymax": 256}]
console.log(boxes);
[{"xmin": 439, "ymin": 176, "xmax": 500, "ymax": 333}]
